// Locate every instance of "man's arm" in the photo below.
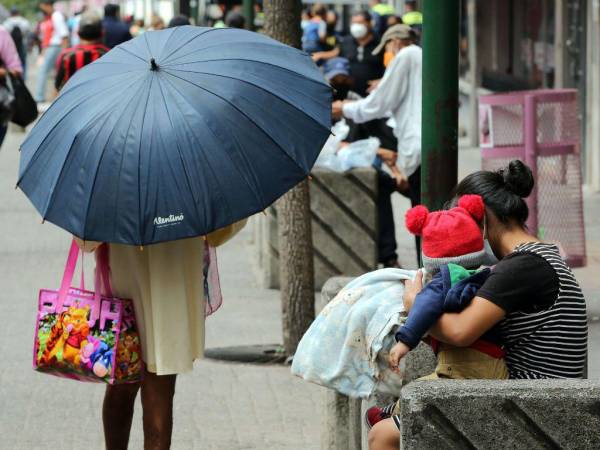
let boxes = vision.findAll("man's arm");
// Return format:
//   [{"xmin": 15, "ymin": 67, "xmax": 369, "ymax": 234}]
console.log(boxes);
[{"xmin": 341, "ymin": 51, "xmax": 408, "ymax": 124}]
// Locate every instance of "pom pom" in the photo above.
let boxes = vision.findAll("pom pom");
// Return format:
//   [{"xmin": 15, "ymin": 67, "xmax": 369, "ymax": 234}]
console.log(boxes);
[
  {"xmin": 458, "ymin": 194, "xmax": 485, "ymax": 222},
  {"xmin": 405, "ymin": 205, "xmax": 429, "ymax": 235}
]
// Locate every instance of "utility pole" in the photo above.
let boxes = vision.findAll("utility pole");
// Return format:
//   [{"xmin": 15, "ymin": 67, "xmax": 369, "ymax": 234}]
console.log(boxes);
[
  {"xmin": 263, "ymin": 0, "xmax": 315, "ymax": 356},
  {"xmin": 421, "ymin": 0, "xmax": 460, "ymax": 211},
  {"xmin": 243, "ymin": 0, "xmax": 255, "ymax": 30}
]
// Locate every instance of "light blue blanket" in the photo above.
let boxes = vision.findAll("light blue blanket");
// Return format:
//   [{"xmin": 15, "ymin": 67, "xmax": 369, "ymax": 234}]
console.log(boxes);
[{"xmin": 291, "ymin": 268, "xmax": 417, "ymax": 398}]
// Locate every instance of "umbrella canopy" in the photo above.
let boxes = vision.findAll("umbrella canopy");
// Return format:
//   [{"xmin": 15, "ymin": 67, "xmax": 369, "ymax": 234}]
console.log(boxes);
[{"xmin": 18, "ymin": 26, "xmax": 332, "ymax": 245}]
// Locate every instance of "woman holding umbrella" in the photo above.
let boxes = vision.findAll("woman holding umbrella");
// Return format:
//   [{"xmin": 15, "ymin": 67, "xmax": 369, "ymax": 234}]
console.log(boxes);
[{"xmin": 18, "ymin": 26, "xmax": 331, "ymax": 448}]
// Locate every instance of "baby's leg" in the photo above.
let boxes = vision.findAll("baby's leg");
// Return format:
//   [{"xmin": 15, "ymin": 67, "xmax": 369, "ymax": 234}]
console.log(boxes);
[{"xmin": 368, "ymin": 417, "xmax": 401, "ymax": 450}]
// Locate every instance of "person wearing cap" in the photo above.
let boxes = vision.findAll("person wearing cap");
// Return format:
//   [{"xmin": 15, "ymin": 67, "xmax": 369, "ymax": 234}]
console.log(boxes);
[
  {"xmin": 332, "ymin": 23, "xmax": 421, "ymax": 218},
  {"xmin": 35, "ymin": 0, "xmax": 69, "ymax": 103},
  {"xmin": 54, "ymin": 12, "xmax": 109, "ymax": 92}
]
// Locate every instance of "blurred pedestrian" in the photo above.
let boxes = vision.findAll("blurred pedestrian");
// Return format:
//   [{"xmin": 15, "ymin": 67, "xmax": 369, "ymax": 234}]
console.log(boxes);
[
  {"xmin": 67, "ymin": 7, "xmax": 87, "ymax": 47},
  {"xmin": 102, "ymin": 4, "xmax": 132, "ymax": 48},
  {"xmin": 148, "ymin": 14, "xmax": 165, "ymax": 31},
  {"xmin": 332, "ymin": 24, "xmax": 422, "ymax": 258},
  {"xmin": 369, "ymin": 0, "xmax": 395, "ymax": 37},
  {"xmin": 168, "ymin": 15, "xmax": 191, "ymax": 28},
  {"xmin": 34, "ymin": 0, "xmax": 68, "ymax": 103},
  {"xmin": 130, "ymin": 18, "xmax": 145, "ymax": 37},
  {"xmin": 301, "ymin": 4, "xmax": 327, "ymax": 54},
  {"xmin": 386, "ymin": 15, "xmax": 403, "ymax": 28},
  {"xmin": 0, "ymin": 24, "xmax": 23, "ymax": 147},
  {"xmin": 4, "ymin": 7, "xmax": 30, "ymax": 79},
  {"xmin": 324, "ymin": 10, "xmax": 341, "ymax": 50},
  {"xmin": 402, "ymin": 0, "xmax": 422, "ymax": 27},
  {"xmin": 225, "ymin": 11, "xmax": 245, "ymax": 29},
  {"xmin": 54, "ymin": 12, "xmax": 108, "ymax": 91},
  {"xmin": 402, "ymin": 0, "xmax": 422, "ymax": 43}
]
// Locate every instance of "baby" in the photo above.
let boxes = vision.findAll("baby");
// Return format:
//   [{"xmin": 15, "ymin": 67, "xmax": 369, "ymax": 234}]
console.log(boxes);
[{"xmin": 388, "ymin": 194, "xmax": 508, "ymax": 378}]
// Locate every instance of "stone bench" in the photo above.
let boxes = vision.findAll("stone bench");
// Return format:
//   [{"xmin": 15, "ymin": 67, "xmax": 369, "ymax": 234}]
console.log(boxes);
[
  {"xmin": 253, "ymin": 167, "xmax": 379, "ymax": 290},
  {"xmin": 317, "ymin": 277, "xmax": 599, "ymax": 450},
  {"xmin": 401, "ymin": 379, "xmax": 600, "ymax": 449}
]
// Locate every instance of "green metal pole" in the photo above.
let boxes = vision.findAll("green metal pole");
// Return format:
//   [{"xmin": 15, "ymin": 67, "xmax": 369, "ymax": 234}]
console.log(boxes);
[
  {"xmin": 243, "ymin": 0, "xmax": 255, "ymax": 31},
  {"xmin": 421, "ymin": 0, "xmax": 460, "ymax": 211}
]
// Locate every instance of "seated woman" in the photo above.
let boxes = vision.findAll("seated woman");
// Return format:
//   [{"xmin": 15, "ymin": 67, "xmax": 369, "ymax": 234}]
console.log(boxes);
[{"xmin": 368, "ymin": 160, "xmax": 588, "ymax": 450}]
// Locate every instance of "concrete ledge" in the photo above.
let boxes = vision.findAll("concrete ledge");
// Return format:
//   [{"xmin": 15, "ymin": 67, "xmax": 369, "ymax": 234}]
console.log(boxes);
[{"xmin": 401, "ymin": 380, "xmax": 600, "ymax": 449}]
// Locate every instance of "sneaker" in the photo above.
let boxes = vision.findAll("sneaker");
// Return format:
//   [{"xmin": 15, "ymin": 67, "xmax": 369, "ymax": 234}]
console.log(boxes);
[{"xmin": 365, "ymin": 402, "xmax": 397, "ymax": 430}]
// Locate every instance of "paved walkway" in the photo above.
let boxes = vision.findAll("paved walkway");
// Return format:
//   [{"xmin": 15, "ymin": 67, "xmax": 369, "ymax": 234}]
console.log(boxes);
[{"xmin": 2, "ymin": 116, "xmax": 600, "ymax": 448}]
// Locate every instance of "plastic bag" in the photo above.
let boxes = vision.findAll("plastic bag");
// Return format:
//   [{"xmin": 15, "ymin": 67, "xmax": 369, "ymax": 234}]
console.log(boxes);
[
  {"xmin": 337, "ymin": 137, "xmax": 380, "ymax": 171},
  {"xmin": 314, "ymin": 120, "xmax": 380, "ymax": 172}
]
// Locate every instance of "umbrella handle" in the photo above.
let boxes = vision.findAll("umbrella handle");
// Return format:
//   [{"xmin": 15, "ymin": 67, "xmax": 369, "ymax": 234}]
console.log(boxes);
[{"xmin": 150, "ymin": 58, "xmax": 159, "ymax": 71}]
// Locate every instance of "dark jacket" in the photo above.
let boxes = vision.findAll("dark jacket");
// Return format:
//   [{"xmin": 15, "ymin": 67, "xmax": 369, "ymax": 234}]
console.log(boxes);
[
  {"xmin": 395, "ymin": 264, "xmax": 501, "ymax": 349},
  {"xmin": 102, "ymin": 17, "xmax": 132, "ymax": 49}
]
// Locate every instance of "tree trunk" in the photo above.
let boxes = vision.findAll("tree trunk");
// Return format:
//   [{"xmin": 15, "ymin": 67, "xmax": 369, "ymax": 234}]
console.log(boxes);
[{"xmin": 263, "ymin": 0, "xmax": 315, "ymax": 356}]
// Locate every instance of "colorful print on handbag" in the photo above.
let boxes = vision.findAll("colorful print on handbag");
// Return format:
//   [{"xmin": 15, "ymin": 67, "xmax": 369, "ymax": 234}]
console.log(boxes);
[{"xmin": 33, "ymin": 241, "xmax": 142, "ymax": 384}]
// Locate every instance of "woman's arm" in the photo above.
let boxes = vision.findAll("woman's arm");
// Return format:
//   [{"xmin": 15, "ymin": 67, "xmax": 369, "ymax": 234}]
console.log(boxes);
[
  {"xmin": 403, "ymin": 271, "xmax": 505, "ymax": 347},
  {"xmin": 428, "ymin": 297, "xmax": 505, "ymax": 347}
]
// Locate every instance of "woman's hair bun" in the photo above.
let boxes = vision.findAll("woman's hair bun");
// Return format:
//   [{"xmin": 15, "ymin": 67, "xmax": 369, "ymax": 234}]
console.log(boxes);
[{"xmin": 501, "ymin": 160, "xmax": 534, "ymax": 198}]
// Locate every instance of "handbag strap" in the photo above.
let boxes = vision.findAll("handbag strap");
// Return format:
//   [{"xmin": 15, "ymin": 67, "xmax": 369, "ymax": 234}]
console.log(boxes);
[
  {"xmin": 57, "ymin": 239, "xmax": 81, "ymax": 310},
  {"xmin": 95, "ymin": 243, "xmax": 113, "ymax": 298}
]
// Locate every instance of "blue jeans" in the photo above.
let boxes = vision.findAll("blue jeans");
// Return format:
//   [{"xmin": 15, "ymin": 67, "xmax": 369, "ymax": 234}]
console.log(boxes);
[{"xmin": 35, "ymin": 45, "xmax": 61, "ymax": 102}]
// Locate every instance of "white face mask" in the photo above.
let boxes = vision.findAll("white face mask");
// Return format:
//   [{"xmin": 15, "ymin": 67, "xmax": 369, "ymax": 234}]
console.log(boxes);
[
  {"xmin": 482, "ymin": 215, "xmax": 499, "ymax": 266},
  {"xmin": 350, "ymin": 23, "xmax": 368, "ymax": 40}
]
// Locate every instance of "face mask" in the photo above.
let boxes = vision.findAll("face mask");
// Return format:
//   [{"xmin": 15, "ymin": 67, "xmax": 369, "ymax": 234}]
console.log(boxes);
[
  {"xmin": 350, "ymin": 23, "xmax": 368, "ymax": 40},
  {"xmin": 301, "ymin": 19, "xmax": 310, "ymax": 31},
  {"xmin": 383, "ymin": 51, "xmax": 395, "ymax": 67},
  {"xmin": 482, "ymin": 216, "xmax": 499, "ymax": 265}
]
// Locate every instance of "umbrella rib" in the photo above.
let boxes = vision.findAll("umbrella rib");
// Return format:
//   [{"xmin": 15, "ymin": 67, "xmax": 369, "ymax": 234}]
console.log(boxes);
[
  {"xmin": 162, "ymin": 68, "xmax": 331, "ymax": 133},
  {"xmin": 113, "ymin": 45, "xmax": 147, "ymax": 63},
  {"xmin": 80, "ymin": 78, "xmax": 152, "ymax": 240},
  {"xmin": 159, "ymin": 27, "xmax": 224, "ymax": 65},
  {"xmin": 18, "ymin": 75, "xmax": 142, "ymax": 188},
  {"xmin": 160, "ymin": 40, "xmax": 291, "ymax": 67},
  {"xmin": 160, "ymin": 70, "xmax": 313, "ymax": 178},
  {"xmin": 157, "ymin": 26, "xmax": 181, "ymax": 61},
  {"xmin": 161, "ymin": 74, "xmax": 265, "ymax": 216},
  {"xmin": 153, "ymin": 75, "xmax": 204, "ymax": 230},
  {"xmin": 161, "ymin": 57, "xmax": 329, "ymax": 89}
]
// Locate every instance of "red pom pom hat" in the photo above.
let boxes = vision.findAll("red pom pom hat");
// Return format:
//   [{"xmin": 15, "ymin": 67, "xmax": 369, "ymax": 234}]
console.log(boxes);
[{"xmin": 405, "ymin": 195, "xmax": 486, "ymax": 271}]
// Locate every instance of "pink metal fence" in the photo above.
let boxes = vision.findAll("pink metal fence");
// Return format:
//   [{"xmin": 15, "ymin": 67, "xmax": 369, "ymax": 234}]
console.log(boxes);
[{"xmin": 479, "ymin": 89, "xmax": 586, "ymax": 267}]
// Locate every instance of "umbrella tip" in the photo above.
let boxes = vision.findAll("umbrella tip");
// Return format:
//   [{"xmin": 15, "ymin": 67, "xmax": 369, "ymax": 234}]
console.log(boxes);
[{"xmin": 150, "ymin": 58, "xmax": 159, "ymax": 71}]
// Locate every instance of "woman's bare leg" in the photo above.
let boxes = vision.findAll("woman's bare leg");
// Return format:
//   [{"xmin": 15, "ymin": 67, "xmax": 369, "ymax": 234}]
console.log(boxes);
[
  {"xmin": 368, "ymin": 417, "xmax": 400, "ymax": 450},
  {"xmin": 103, "ymin": 382, "xmax": 141, "ymax": 450},
  {"xmin": 141, "ymin": 370, "xmax": 177, "ymax": 450}
]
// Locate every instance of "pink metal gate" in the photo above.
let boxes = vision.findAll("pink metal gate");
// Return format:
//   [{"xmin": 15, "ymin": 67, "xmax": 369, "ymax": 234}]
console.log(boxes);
[{"xmin": 479, "ymin": 89, "xmax": 586, "ymax": 267}]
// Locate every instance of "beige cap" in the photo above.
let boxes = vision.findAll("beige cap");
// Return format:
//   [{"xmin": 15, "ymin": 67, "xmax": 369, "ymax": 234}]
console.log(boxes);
[{"xmin": 372, "ymin": 24, "xmax": 413, "ymax": 55}]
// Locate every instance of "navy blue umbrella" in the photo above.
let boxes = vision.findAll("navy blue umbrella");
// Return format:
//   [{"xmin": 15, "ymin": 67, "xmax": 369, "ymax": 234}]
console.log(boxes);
[{"xmin": 18, "ymin": 26, "xmax": 331, "ymax": 245}]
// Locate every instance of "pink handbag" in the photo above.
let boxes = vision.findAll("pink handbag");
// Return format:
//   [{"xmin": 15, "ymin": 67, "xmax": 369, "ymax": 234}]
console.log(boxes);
[{"xmin": 33, "ymin": 240, "xmax": 143, "ymax": 384}]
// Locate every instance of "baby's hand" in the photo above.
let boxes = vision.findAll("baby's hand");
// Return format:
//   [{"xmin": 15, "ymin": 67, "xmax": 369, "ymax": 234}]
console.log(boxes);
[{"xmin": 388, "ymin": 342, "xmax": 410, "ymax": 373}]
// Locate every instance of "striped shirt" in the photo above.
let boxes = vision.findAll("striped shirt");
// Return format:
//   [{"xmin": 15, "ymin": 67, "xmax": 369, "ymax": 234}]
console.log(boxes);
[
  {"xmin": 500, "ymin": 243, "xmax": 587, "ymax": 379},
  {"xmin": 54, "ymin": 43, "xmax": 109, "ymax": 90}
]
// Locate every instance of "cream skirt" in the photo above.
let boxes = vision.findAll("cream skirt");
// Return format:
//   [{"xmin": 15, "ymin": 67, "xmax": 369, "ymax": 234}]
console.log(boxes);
[{"xmin": 109, "ymin": 237, "xmax": 206, "ymax": 375}]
